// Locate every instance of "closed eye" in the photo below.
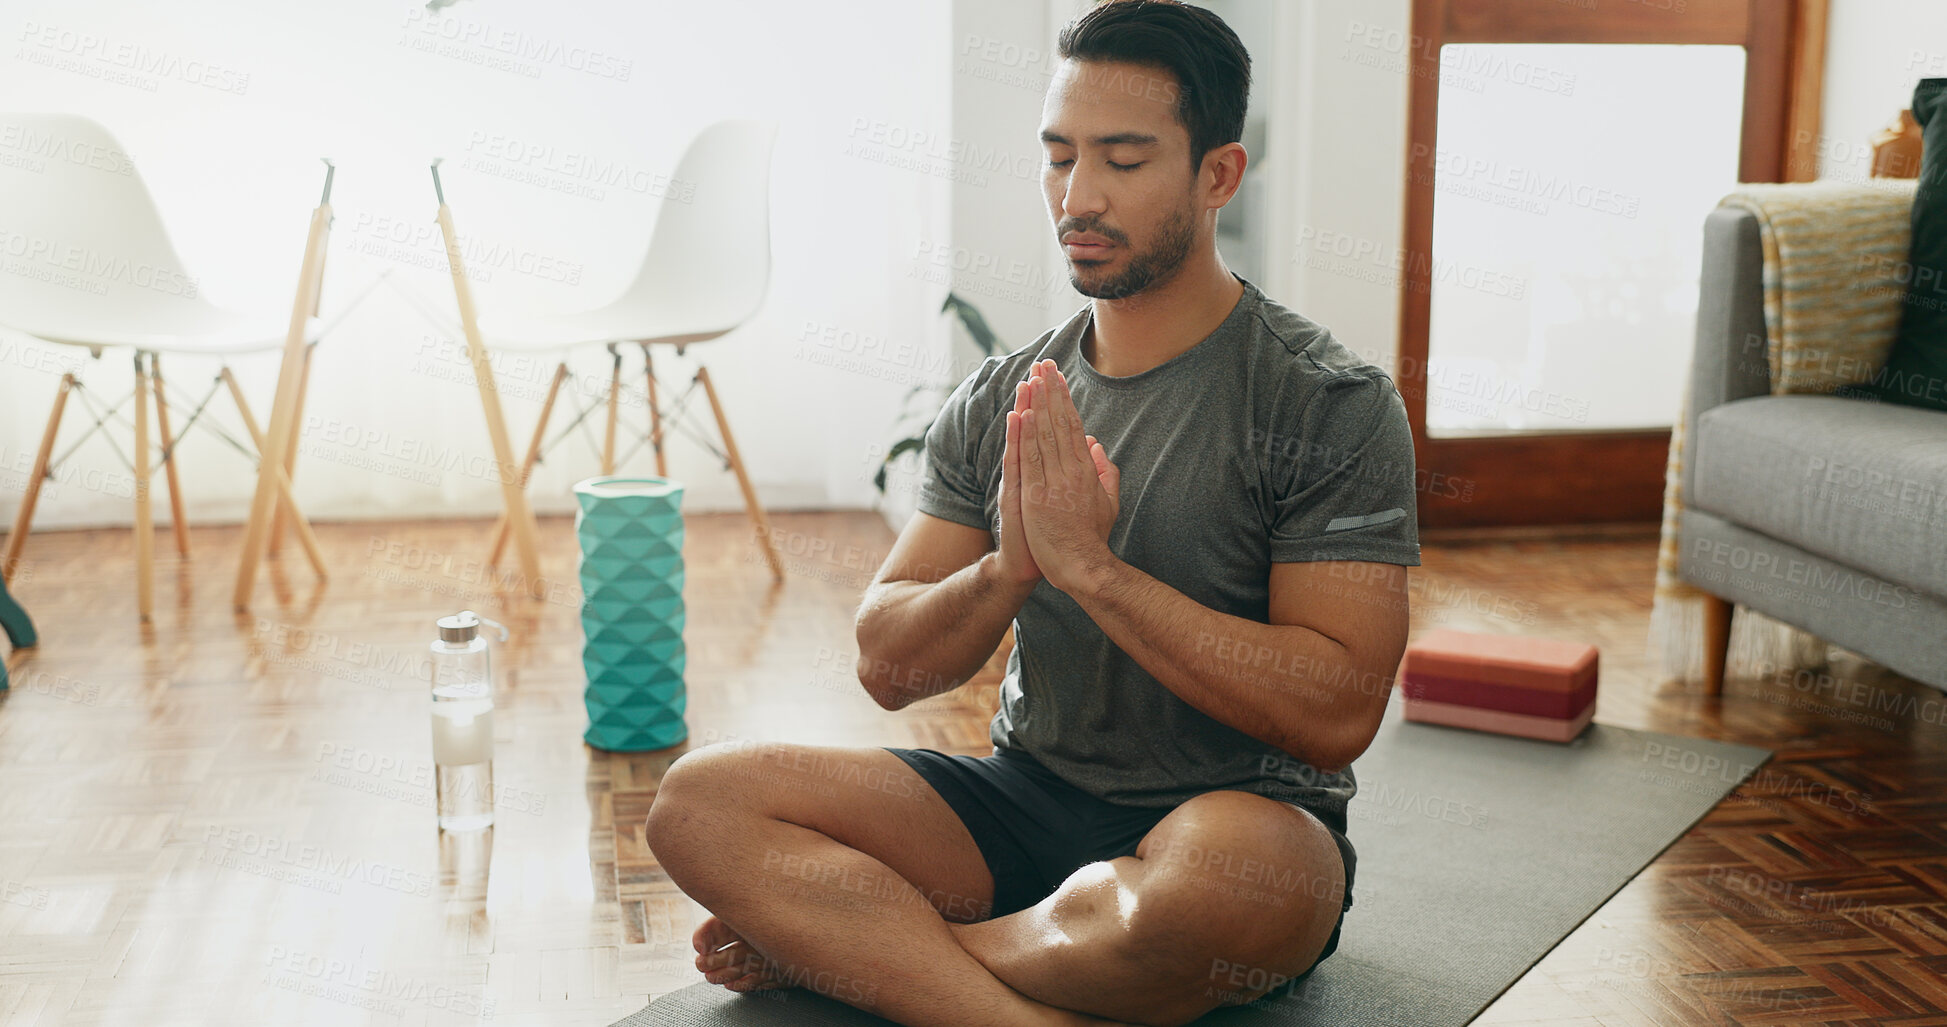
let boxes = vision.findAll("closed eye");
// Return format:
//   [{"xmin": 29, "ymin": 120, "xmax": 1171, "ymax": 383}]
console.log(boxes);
[{"xmin": 1043, "ymin": 159, "xmax": 1145, "ymax": 171}]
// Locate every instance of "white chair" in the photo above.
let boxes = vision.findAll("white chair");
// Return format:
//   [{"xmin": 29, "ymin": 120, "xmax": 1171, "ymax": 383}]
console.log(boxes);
[
  {"xmin": 0, "ymin": 112, "xmax": 330, "ymax": 621},
  {"xmin": 470, "ymin": 118, "xmax": 786, "ymax": 580}
]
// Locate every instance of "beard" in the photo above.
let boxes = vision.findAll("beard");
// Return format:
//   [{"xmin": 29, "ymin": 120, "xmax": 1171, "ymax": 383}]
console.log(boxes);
[{"xmin": 1065, "ymin": 201, "xmax": 1197, "ymax": 300}]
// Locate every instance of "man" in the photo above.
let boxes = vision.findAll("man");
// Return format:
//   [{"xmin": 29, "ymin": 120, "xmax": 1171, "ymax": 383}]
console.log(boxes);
[{"xmin": 644, "ymin": 2, "xmax": 1419, "ymax": 1025}]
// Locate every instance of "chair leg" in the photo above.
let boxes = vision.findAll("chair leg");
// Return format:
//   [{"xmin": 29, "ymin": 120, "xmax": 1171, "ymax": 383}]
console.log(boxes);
[
  {"xmin": 150, "ymin": 355, "xmax": 190, "ymax": 557},
  {"xmin": 602, "ymin": 343, "xmax": 622, "ymax": 475},
  {"xmin": 269, "ymin": 343, "xmax": 314, "ymax": 557},
  {"xmin": 133, "ymin": 353, "xmax": 155, "ymax": 622},
  {"xmin": 4, "ymin": 373, "xmax": 74, "ymax": 581},
  {"xmin": 695, "ymin": 364, "xmax": 783, "ymax": 582},
  {"xmin": 641, "ymin": 343, "xmax": 667, "ymax": 479},
  {"xmin": 490, "ymin": 362, "xmax": 569, "ymax": 567},
  {"xmin": 1701, "ymin": 593, "xmax": 1733, "ymax": 695},
  {"xmin": 221, "ymin": 368, "xmax": 328, "ymax": 582}
]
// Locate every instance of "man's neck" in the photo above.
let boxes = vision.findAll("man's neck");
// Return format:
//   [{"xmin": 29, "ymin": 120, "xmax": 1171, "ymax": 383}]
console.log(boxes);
[{"xmin": 1082, "ymin": 255, "xmax": 1246, "ymax": 378}]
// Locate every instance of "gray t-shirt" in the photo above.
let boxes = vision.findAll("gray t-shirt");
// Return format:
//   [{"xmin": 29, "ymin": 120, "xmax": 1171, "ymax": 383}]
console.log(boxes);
[{"xmin": 916, "ymin": 275, "xmax": 1421, "ymax": 832}]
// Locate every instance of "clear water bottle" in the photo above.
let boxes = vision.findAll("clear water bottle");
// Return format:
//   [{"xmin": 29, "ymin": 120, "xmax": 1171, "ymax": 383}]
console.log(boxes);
[{"xmin": 430, "ymin": 611, "xmax": 503, "ymax": 832}]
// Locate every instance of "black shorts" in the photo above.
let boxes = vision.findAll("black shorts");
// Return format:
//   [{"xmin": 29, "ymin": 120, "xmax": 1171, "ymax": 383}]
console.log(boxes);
[{"xmin": 885, "ymin": 744, "xmax": 1354, "ymax": 987}]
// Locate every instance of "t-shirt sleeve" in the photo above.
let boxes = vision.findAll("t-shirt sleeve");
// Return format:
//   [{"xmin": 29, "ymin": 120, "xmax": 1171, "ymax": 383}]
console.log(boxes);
[
  {"xmin": 914, "ymin": 361, "xmax": 995, "ymax": 531},
  {"xmin": 1268, "ymin": 372, "xmax": 1422, "ymax": 565}
]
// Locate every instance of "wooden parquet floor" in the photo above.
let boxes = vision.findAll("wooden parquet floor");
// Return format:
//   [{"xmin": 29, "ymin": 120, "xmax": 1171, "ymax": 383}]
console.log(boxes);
[{"xmin": 0, "ymin": 513, "xmax": 1943, "ymax": 1026}]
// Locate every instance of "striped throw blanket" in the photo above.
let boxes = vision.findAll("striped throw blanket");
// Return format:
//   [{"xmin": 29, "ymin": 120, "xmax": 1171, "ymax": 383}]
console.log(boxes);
[{"xmin": 1650, "ymin": 179, "xmax": 1919, "ymax": 682}]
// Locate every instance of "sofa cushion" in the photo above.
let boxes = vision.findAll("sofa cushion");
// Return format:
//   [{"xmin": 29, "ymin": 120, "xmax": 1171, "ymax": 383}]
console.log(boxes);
[{"xmin": 1691, "ymin": 394, "xmax": 1947, "ymax": 598}]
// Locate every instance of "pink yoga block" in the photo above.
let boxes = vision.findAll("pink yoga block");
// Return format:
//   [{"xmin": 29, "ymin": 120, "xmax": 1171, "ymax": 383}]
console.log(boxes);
[
  {"xmin": 1401, "ymin": 696, "xmax": 1596, "ymax": 743},
  {"xmin": 1397, "ymin": 629, "xmax": 1598, "ymax": 742}
]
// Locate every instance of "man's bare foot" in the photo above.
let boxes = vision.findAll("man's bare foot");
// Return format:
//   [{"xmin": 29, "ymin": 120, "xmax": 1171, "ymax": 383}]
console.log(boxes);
[
  {"xmin": 693, "ymin": 914, "xmax": 789, "ymax": 992},
  {"xmin": 694, "ymin": 915, "xmax": 1136, "ymax": 1024}
]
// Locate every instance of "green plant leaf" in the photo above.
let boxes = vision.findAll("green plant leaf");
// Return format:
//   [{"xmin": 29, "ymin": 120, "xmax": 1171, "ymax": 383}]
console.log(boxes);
[
  {"xmin": 942, "ymin": 293, "xmax": 1001, "ymax": 356},
  {"xmin": 873, "ymin": 434, "xmax": 927, "ymax": 495},
  {"xmin": 876, "ymin": 296, "xmax": 1005, "ymax": 496}
]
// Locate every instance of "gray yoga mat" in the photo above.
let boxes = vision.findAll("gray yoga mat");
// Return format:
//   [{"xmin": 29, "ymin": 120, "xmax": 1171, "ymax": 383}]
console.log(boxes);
[{"xmin": 613, "ymin": 701, "xmax": 1769, "ymax": 1027}]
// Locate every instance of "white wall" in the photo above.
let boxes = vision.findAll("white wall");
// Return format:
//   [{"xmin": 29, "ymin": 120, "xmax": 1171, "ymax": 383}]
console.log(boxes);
[
  {"xmin": 1274, "ymin": 0, "xmax": 1413, "ymax": 371},
  {"xmin": 0, "ymin": 0, "xmax": 953, "ymax": 531},
  {"xmin": 1818, "ymin": 0, "xmax": 1947, "ymax": 182},
  {"xmin": 871, "ymin": 0, "xmax": 1090, "ymax": 529}
]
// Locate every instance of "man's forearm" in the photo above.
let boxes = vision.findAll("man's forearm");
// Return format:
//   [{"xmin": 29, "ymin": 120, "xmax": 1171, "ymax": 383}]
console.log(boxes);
[
  {"xmin": 855, "ymin": 552, "xmax": 1038, "ymax": 709},
  {"xmin": 1070, "ymin": 558, "xmax": 1387, "ymax": 771}
]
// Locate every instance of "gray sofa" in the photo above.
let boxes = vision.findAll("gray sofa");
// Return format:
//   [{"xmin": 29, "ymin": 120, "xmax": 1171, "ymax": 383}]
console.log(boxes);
[{"xmin": 1678, "ymin": 205, "xmax": 1947, "ymax": 691}]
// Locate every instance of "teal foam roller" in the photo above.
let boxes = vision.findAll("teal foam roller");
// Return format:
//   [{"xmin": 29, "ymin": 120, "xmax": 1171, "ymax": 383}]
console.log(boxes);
[{"xmin": 575, "ymin": 476, "xmax": 688, "ymax": 752}]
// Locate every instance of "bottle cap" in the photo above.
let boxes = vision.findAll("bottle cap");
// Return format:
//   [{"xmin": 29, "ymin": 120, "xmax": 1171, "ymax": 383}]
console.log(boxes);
[
  {"xmin": 436, "ymin": 610, "xmax": 508, "ymax": 644},
  {"xmin": 436, "ymin": 611, "xmax": 479, "ymax": 644}
]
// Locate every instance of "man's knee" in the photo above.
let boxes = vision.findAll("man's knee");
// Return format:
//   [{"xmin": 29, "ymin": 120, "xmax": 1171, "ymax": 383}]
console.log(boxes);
[
  {"xmin": 645, "ymin": 741, "xmax": 763, "ymax": 864},
  {"xmin": 1120, "ymin": 793, "xmax": 1346, "ymax": 1018}
]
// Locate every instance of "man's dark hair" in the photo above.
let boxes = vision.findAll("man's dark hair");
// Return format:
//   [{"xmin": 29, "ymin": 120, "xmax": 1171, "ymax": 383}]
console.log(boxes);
[{"xmin": 1055, "ymin": 0, "xmax": 1251, "ymax": 175}]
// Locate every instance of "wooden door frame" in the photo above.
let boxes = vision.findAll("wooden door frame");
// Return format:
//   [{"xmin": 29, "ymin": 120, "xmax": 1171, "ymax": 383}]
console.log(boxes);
[{"xmin": 1398, "ymin": 0, "xmax": 1828, "ymax": 527}]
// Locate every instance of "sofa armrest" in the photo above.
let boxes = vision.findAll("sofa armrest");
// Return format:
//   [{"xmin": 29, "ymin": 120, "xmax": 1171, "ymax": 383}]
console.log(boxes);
[{"xmin": 1682, "ymin": 206, "xmax": 1770, "ymax": 501}]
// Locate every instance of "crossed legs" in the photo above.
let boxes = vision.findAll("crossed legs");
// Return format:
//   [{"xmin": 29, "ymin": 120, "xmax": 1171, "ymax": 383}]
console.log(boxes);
[{"xmin": 644, "ymin": 742, "xmax": 1345, "ymax": 1027}]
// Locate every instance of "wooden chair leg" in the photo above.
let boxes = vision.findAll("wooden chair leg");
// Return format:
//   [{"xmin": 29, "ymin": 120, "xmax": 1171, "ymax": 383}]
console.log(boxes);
[
  {"xmin": 433, "ymin": 196, "xmax": 542, "ymax": 597},
  {"xmin": 222, "ymin": 368, "xmax": 328, "ymax": 582},
  {"xmin": 490, "ymin": 362, "xmax": 569, "ymax": 566},
  {"xmin": 269, "ymin": 342, "xmax": 314, "ymax": 557},
  {"xmin": 235, "ymin": 190, "xmax": 333, "ymax": 611},
  {"xmin": 133, "ymin": 353, "xmax": 155, "ymax": 622},
  {"xmin": 641, "ymin": 343, "xmax": 667, "ymax": 479},
  {"xmin": 695, "ymin": 364, "xmax": 783, "ymax": 582},
  {"xmin": 601, "ymin": 343, "xmax": 621, "ymax": 476},
  {"xmin": 4, "ymin": 373, "xmax": 74, "ymax": 581},
  {"xmin": 1701, "ymin": 593, "xmax": 1734, "ymax": 695},
  {"xmin": 150, "ymin": 354, "xmax": 190, "ymax": 556}
]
